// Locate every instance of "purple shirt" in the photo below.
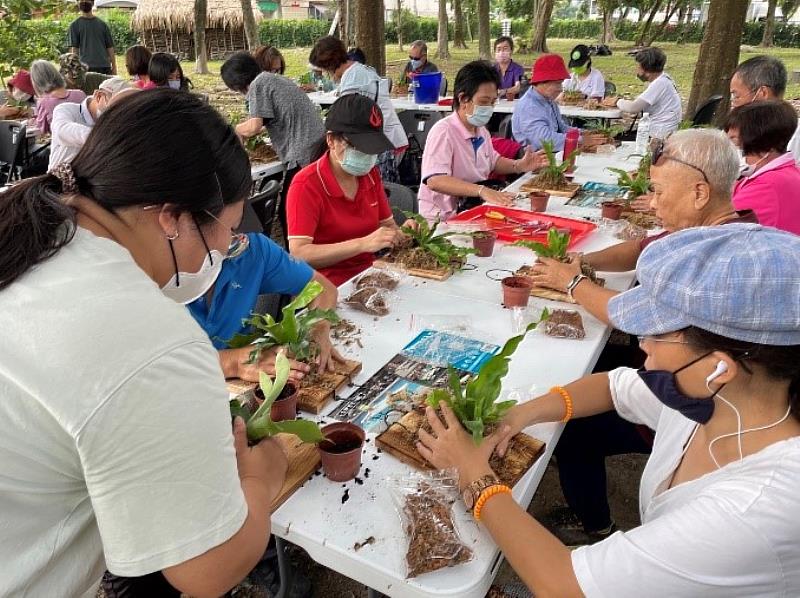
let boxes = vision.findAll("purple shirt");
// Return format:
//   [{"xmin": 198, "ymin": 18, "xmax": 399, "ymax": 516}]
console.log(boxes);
[
  {"xmin": 34, "ymin": 89, "xmax": 86, "ymax": 135},
  {"xmin": 494, "ymin": 60, "xmax": 525, "ymax": 91}
]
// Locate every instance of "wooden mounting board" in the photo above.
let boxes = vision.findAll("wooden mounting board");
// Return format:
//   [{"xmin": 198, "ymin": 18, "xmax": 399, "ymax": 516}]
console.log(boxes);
[
  {"xmin": 271, "ymin": 433, "xmax": 321, "ymax": 511},
  {"xmin": 519, "ymin": 181, "xmax": 581, "ymax": 198},
  {"xmin": 375, "ymin": 410, "xmax": 546, "ymax": 488},
  {"xmin": 373, "ymin": 259, "xmax": 453, "ymax": 281}
]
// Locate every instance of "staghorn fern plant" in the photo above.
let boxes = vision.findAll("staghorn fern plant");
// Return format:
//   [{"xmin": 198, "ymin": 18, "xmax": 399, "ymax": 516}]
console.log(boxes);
[
  {"xmin": 400, "ymin": 212, "xmax": 476, "ymax": 269},
  {"xmin": 529, "ymin": 140, "xmax": 577, "ymax": 191},
  {"xmin": 512, "ymin": 228, "xmax": 571, "ymax": 261}
]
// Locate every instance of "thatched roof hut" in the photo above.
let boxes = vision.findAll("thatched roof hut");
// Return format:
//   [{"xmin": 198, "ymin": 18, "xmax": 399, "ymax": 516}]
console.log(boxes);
[{"xmin": 132, "ymin": 0, "xmax": 263, "ymax": 61}]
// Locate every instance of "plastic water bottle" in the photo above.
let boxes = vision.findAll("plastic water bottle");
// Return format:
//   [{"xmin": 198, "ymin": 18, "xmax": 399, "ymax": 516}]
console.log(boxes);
[
  {"xmin": 636, "ymin": 112, "xmax": 651, "ymax": 155},
  {"xmin": 407, "ymin": 80, "xmax": 415, "ymax": 103}
]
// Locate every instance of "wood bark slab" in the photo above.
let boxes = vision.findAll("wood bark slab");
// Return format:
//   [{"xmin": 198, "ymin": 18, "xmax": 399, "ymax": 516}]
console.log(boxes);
[
  {"xmin": 376, "ymin": 410, "xmax": 546, "ymax": 488},
  {"xmin": 373, "ymin": 259, "xmax": 453, "ymax": 281},
  {"xmin": 519, "ymin": 181, "xmax": 581, "ymax": 198},
  {"xmin": 271, "ymin": 433, "xmax": 321, "ymax": 511}
]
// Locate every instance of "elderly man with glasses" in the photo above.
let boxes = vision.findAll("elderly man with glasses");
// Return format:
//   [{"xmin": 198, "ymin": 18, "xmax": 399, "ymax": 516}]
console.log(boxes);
[
  {"xmin": 528, "ymin": 129, "xmax": 757, "ymax": 325},
  {"xmin": 399, "ymin": 40, "xmax": 439, "ymax": 86}
]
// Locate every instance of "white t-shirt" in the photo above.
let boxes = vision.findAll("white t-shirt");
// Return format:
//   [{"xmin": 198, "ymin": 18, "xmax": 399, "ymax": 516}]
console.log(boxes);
[
  {"xmin": 49, "ymin": 99, "xmax": 94, "ymax": 171},
  {"xmin": 571, "ymin": 367, "xmax": 800, "ymax": 597},
  {"xmin": 0, "ymin": 228, "xmax": 247, "ymax": 598},
  {"xmin": 637, "ymin": 73, "xmax": 682, "ymax": 138},
  {"xmin": 788, "ymin": 123, "xmax": 800, "ymax": 163},
  {"xmin": 563, "ymin": 68, "xmax": 606, "ymax": 99}
]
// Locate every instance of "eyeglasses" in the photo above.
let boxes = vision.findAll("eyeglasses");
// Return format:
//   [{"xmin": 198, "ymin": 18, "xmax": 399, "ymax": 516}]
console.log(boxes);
[
  {"xmin": 651, "ymin": 138, "xmax": 710, "ymax": 184},
  {"xmin": 203, "ymin": 210, "xmax": 249, "ymax": 258}
]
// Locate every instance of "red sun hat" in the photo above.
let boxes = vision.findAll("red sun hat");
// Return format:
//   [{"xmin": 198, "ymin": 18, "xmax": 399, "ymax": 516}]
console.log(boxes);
[
  {"xmin": 8, "ymin": 69, "xmax": 35, "ymax": 97},
  {"xmin": 531, "ymin": 54, "xmax": 570, "ymax": 84}
]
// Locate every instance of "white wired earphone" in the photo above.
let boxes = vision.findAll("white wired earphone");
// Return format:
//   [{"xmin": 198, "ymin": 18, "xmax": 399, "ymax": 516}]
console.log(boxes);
[{"xmin": 705, "ymin": 360, "xmax": 792, "ymax": 469}]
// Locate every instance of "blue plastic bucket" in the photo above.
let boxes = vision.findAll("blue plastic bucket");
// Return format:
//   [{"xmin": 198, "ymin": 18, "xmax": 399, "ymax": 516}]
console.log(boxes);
[{"xmin": 413, "ymin": 72, "xmax": 442, "ymax": 104}]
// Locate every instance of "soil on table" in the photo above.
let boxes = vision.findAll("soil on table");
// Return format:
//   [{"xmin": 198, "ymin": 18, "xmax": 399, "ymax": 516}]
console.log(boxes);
[
  {"xmin": 381, "ymin": 245, "xmax": 457, "ymax": 274},
  {"xmin": 402, "ymin": 481, "xmax": 473, "ymax": 578},
  {"xmin": 344, "ymin": 287, "xmax": 390, "ymax": 316},
  {"xmin": 354, "ymin": 271, "xmax": 399, "ymax": 290},
  {"xmin": 247, "ymin": 143, "xmax": 278, "ymax": 164},
  {"xmin": 621, "ymin": 210, "xmax": 661, "ymax": 230},
  {"xmin": 544, "ymin": 309, "xmax": 586, "ymax": 339},
  {"xmin": 331, "ymin": 319, "xmax": 363, "ymax": 349}
]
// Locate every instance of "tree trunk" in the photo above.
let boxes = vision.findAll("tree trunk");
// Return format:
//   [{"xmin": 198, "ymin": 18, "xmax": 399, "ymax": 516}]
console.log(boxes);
[
  {"xmin": 646, "ymin": 0, "xmax": 682, "ymax": 45},
  {"xmin": 477, "ymin": 0, "xmax": 490, "ymax": 59},
  {"xmin": 636, "ymin": 0, "xmax": 665, "ymax": 46},
  {"xmin": 355, "ymin": 0, "xmax": 386, "ymax": 76},
  {"xmin": 761, "ymin": 0, "xmax": 778, "ymax": 47},
  {"xmin": 675, "ymin": 1, "xmax": 689, "ymax": 45},
  {"xmin": 620, "ymin": 5, "xmax": 631, "ymax": 21},
  {"xmin": 602, "ymin": 6, "xmax": 618, "ymax": 43},
  {"xmin": 453, "ymin": 0, "xmax": 468, "ymax": 48},
  {"xmin": 240, "ymin": 0, "xmax": 259, "ymax": 50},
  {"xmin": 686, "ymin": 0, "xmax": 749, "ymax": 122},
  {"xmin": 530, "ymin": 0, "xmax": 555, "ymax": 53},
  {"xmin": 193, "ymin": 0, "xmax": 208, "ymax": 73},
  {"xmin": 435, "ymin": 0, "xmax": 450, "ymax": 59},
  {"xmin": 396, "ymin": 0, "xmax": 403, "ymax": 51}
]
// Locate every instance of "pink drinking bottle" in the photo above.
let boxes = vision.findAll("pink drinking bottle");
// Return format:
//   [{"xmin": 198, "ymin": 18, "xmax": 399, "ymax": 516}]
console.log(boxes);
[{"xmin": 563, "ymin": 127, "xmax": 580, "ymax": 174}]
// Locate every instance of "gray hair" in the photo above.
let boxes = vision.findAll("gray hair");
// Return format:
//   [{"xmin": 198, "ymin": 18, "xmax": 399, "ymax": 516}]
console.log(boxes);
[
  {"xmin": 410, "ymin": 40, "xmax": 428, "ymax": 55},
  {"xmin": 30, "ymin": 60, "xmax": 66, "ymax": 95},
  {"xmin": 663, "ymin": 129, "xmax": 739, "ymax": 200},
  {"xmin": 735, "ymin": 55, "xmax": 787, "ymax": 98}
]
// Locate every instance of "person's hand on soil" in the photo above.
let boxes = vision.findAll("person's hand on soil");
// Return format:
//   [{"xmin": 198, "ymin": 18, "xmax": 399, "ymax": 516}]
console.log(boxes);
[
  {"xmin": 233, "ymin": 416, "xmax": 288, "ymax": 502},
  {"xmin": 361, "ymin": 226, "xmax": 397, "ymax": 253},
  {"xmin": 313, "ymin": 327, "xmax": 346, "ymax": 372},
  {"xmin": 516, "ymin": 147, "xmax": 548, "ymax": 172},
  {"xmin": 528, "ymin": 256, "xmax": 582, "ymax": 292},
  {"xmin": 629, "ymin": 193, "xmax": 654, "ymax": 212},
  {"xmin": 481, "ymin": 188, "xmax": 516, "ymax": 207},
  {"xmin": 416, "ymin": 403, "xmax": 502, "ymax": 491},
  {"xmin": 235, "ymin": 346, "xmax": 310, "ymax": 383},
  {"xmin": 494, "ymin": 404, "xmax": 535, "ymax": 458}
]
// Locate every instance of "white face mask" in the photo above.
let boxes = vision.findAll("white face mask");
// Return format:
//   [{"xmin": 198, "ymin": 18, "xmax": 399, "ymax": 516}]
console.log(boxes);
[
  {"xmin": 161, "ymin": 249, "xmax": 224, "ymax": 304},
  {"xmin": 739, "ymin": 151, "xmax": 770, "ymax": 178},
  {"xmin": 11, "ymin": 88, "xmax": 31, "ymax": 102}
]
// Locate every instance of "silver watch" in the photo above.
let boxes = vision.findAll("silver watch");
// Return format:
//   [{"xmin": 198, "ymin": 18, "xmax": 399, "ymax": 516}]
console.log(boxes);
[{"xmin": 566, "ymin": 273, "xmax": 588, "ymax": 301}]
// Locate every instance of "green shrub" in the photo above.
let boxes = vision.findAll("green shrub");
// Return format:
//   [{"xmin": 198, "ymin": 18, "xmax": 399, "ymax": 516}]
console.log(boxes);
[
  {"xmin": 99, "ymin": 8, "xmax": 139, "ymax": 53},
  {"xmin": 259, "ymin": 19, "xmax": 330, "ymax": 47}
]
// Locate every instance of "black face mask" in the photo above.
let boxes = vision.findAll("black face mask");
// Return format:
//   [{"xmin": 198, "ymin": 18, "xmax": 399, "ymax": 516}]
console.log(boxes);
[
  {"xmin": 79, "ymin": 2, "xmax": 93, "ymax": 12},
  {"xmin": 638, "ymin": 352, "xmax": 720, "ymax": 424}
]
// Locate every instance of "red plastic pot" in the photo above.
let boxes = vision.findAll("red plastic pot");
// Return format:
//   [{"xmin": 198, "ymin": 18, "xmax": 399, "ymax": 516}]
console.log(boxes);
[
  {"xmin": 472, "ymin": 231, "xmax": 497, "ymax": 257},
  {"xmin": 254, "ymin": 383, "xmax": 299, "ymax": 423},
  {"xmin": 318, "ymin": 422, "xmax": 366, "ymax": 482},
  {"xmin": 601, "ymin": 201, "xmax": 624, "ymax": 220},
  {"xmin": 529, "ymin": 192, "xmax": 549, "ymax": 212},
  {"xmin": 501, "ymin": 276, "xmax": 533, "ymax": 308}
]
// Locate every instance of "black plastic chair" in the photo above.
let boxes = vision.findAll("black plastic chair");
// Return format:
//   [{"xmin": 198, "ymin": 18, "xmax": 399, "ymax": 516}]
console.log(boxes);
[
  {"xmin": 384, "ymin": 182, "xmax": 418, "ymax": 226},
  {"xmin": 692, "ymin": 95, "xmax": 724, "ymax": 127},
  {"xmin": 604, "ymin": 81, "xmax": 617, "ymax": 97},
  {"xmin": 241, "ymin": 178, "xmax": 281, "ymax": 236},
  {"xmin": 398, "ymin": 109, "xmax": 442, "ymax": 151},
  {"xmin": 0, "ymin": 121, "xmax": 27, "ymax": 185}
]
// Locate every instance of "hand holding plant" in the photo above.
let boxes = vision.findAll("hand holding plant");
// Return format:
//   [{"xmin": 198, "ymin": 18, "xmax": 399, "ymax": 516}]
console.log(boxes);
[
  {"xmin": 528, "ymin": 256, "xmax": 582, "ymax": 292},
  {"xmin": 232, "ymin": 415, "xmax": 288, "ymax": 504}
]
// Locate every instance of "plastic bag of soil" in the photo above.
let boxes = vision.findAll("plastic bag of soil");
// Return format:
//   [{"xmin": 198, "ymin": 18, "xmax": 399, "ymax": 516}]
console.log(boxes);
[
  {"xmin": 615, "ymin": 221, "xmax": 647, "ymax": 241},
  {"xmin": 343, "ymin": 287, "xmax": 390, "ymax": 316},
  {"xmin": 389, "ymin": 470, "xmax": 473, "ymax": 578},
  {"xmin": 543, "ymin": 309, "xmax": 586, "ymax": 340},
  {"xmin": 353, "ymin": 269, "xmax": 402, "ymax": 291}
]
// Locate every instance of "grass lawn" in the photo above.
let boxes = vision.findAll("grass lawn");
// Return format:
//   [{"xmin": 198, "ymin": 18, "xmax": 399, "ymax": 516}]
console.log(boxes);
[{"xmin": 116, "ymin": 39, "xmax": 800, "ymax": 120}]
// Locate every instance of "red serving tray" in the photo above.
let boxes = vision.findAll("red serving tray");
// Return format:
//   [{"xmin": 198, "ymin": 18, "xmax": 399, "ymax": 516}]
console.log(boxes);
[{"xmin": 447, "ymin": 205, "xmax": 596, "ymax": 248}]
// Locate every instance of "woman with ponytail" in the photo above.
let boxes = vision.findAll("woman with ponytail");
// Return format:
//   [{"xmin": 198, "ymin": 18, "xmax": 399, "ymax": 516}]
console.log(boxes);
[{"xmin": 0, "ymin": 89, "xmax": 287, "ymax": 598}]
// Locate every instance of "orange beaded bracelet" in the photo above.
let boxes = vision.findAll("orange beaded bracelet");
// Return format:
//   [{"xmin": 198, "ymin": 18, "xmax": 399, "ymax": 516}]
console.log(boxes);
[
  {"xmin": 551, "ymin": 386, "xmax": 574, "ymax": 423},
  {"xmin": 473, "ymin": 484, "xmax": 512, "ymax": 521}
]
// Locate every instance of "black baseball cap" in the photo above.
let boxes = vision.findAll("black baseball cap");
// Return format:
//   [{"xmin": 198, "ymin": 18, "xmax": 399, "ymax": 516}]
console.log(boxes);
[
  {"xmin": 324, "ymin": 94, "xmax": 394, "ymax": 155},
  {"xmin": 568, "ymin": 44, "xmax": 591, "ymax": 68}
]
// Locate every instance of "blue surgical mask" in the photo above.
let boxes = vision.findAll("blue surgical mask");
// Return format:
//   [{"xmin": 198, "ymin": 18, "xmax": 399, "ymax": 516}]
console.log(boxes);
[
  {"xmin": 339, "ymin": 146, "xmax": 378, "ymax": 176},
  {"xmin": 637, "ymin": 352, "xmax": 719, "ymax": 424},
  {"xmin": 167, "ymin": 79, "xmax": 181, "ymax": 90},
  {"xmin": 410, "ymin": 59, "xmax": 423, "ymax": 70},
  {"xmin": 467, "ymin": 104, "xmax": 494, "ymax": 128}
]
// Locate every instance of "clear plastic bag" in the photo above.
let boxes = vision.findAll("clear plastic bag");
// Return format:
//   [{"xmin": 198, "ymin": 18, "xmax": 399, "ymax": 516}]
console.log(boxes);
[
  {"xmin": 343, "ymin": 286, "xmax": 390, "ymax": 316},
  {"xmin": 389, "ymin": 469, "xmax": 473, "ymax": 578},
  {"xmin": 353, "ymin": 269, "xmax": 402, "ymax": 291},
  {"xmin": 615, "ymin": 221, "xmax": 647, "ymax": 241},
  {"xmin": 543, "ymin": 309, "xmax": 586, "ymax": 339}
]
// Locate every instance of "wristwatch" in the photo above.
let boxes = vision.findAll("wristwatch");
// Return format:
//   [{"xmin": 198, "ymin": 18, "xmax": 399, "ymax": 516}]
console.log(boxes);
[
  {"xmin": 462, "ymin": 474, "xmax": 501, "ymax": 511},
  {"xmin": 566, "ymin": 273, "xmax": 589, "ymax": 301}
]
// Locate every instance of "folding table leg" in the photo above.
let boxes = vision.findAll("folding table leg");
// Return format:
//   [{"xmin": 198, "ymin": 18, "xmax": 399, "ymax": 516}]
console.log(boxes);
[
  {"xmin": 367, "ymin": 588, "xmax": 388, "ymax": 598},
  {"xmin": 273, "ymin": 537, "xmax": 294, "ymax": 598}
]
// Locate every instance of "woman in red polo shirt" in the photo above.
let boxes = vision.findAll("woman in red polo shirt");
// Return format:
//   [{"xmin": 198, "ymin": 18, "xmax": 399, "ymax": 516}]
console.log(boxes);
[{"xmin": 287, "ymin": 95, "xmax": 408, "ymax": 286}]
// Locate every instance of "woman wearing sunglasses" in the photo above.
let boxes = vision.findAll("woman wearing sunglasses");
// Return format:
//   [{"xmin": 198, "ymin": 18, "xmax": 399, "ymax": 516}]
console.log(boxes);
[
  {"xmin": 529, "ymin": 129, "xmax": 757, "ymax": 326},
  {"xmin": 419, "ymin": 224, "xmax": 800, "ymax": 597},
  {"xmin": 0, "ymin": 89, "xmax": 287, "ymax": 597},
  {"xmin": 186, "ymin": 227, "xmax": 341, "ymax": 384}
]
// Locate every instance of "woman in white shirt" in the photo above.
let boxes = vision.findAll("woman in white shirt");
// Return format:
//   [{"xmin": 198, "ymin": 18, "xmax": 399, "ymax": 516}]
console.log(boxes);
[
  {"xmin": 0, "ymin": 89, "xmax": 287, "ymax": 598},
  {"xmin": 563, "ymin": 44, "xmax": 605, "ymax": 100},
  {"xmin": 417, "ymin": 224, "xmax": 800, "ymax": 597},
  {"xmin": 309, "ymin": 35, "xmax": 408, "ymax": 183},
  {"xmin": 617, "ymin": 47, "xmax": 682, "ymax": 138}
]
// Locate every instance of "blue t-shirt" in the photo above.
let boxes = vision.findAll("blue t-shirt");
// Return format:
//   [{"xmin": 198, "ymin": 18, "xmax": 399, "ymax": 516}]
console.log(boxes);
[{"xmin": 187, "ymin": 233, "xmax": 313, "ymax": 349}]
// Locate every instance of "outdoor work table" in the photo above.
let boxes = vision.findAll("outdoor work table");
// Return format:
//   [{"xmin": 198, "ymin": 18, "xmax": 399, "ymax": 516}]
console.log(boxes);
[
  {"xmin": 266, "ymin": 144, "xmax": 643, "ymax": 596},
  {"xmin": 307, "ymin": 91, "xmax": 623, "ymax": 122}
]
